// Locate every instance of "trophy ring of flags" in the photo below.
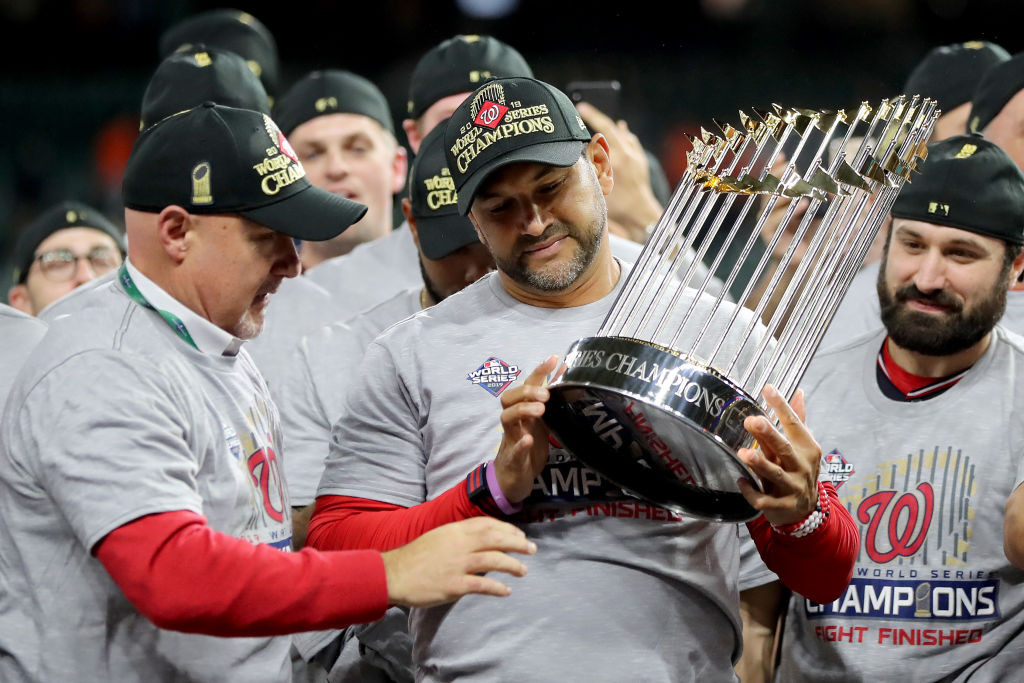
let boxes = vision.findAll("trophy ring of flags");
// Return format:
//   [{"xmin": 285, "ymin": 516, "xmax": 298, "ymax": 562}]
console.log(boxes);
[{"xmin": 544, "ymin": 96, "xmax": 938, "ymax": 522}]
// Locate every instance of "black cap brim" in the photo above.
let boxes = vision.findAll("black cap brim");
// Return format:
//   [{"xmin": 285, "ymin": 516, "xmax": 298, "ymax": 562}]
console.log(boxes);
[
  {"xmin": 239, "ymin": 184, "xmax": 367, "ymax": 241},
  {"xmin": 416, "ymin": 214, "xmax": 481, "ymax": 259},
  {"xmin": 457, "ymin": 140, "xmax": 585, "ymax": 215}
]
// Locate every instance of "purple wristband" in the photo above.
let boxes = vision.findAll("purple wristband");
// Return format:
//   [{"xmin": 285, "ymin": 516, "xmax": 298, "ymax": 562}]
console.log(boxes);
[{"xmin": 485, "ymin": 459, "xmax": 523, "ymax": 515}]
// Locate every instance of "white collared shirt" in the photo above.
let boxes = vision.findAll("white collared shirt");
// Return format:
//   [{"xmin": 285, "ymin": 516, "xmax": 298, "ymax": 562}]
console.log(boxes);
[{"xmin": 124, "ymin": 259, "xmax": 245, "ymax": 357}]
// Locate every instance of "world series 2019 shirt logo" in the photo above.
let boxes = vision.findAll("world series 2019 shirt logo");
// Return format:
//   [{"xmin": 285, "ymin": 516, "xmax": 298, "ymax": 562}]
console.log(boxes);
[
  {"xmin": 801, "ymin": 446, "xmax": 1000, "ymax": 648},
  {"xmin": 467, "ymin": 357, "xmax": 521, "ymax": 396},
  {"xmin": 822, "ymin": 450, "xmax": 854, "ymax": 488}
]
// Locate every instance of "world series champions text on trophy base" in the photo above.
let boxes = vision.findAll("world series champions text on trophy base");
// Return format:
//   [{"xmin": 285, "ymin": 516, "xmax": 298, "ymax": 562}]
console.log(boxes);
[{"xmin": 544, "ymin": 97, "xmax": 939, "ymax": 522}]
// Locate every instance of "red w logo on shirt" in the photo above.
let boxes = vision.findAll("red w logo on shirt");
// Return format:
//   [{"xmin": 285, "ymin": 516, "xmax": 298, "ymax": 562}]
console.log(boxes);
[
  {"xmin": 856, "ymin": 482, "xmax": 934, "ymax": 563},
  {"xmin": 248, "ymin": 446, "xmax": 286, "ymax": 523}
]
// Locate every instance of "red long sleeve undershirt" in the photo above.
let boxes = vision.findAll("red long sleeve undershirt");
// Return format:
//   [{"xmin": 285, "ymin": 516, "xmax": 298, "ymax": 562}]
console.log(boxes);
[
  {"xmin": 94, "ymin": 510, "xmax": 388, "ymax": 637},
  {"xmin": 745, "ymin": 481, "xmax": 857, "ymax": 604},
  {"xmin": 306, "ymin": 482, "xmax": 485, "ymax": 551},
  {"xmin": 308, "ymin": 475, "xmax": 858, "ymax": 604}
]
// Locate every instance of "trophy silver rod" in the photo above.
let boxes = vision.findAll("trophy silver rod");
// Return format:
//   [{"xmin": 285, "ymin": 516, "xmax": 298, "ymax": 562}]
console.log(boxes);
[
  {"xmin": 599, "ymin": 143, "xmax": 716, "ymax": 335},
  {"xmin": 678, "ymin": 118, "xmax": 831, "ymax": 364},
  {"xmin": 729, "ymin": 97, "xmax": 924, "ymax": 382},
  {"xmin": 602, "ymin": 128, "xmax": 743, "ymax": 335},
  {"xmin": 676, "ymin": 104, "xmax": 880, "ymax": 369},
  {"xmin": 734, "ymin": 185, "xmax": 852, "ymax": 389},
  {"xmin": 751, "ymin": 101, "xmax": 933, "ymax": 393},
  {"xmin": 775, "ymin": 107, "xmax": 937, "ymax": 395},
  {"xmin": 620, "ymin": 118, "xmax": 792, "ymax": 340},
  {"xmin": 646, "ymin": 177, "xmax": 772, "ymax": 343},
  {"xmin": 732, "ymin": 110, "xmax": 884, "ymax": 385},
  {"xmin": 655, "ymin": 117, "xmax": 803, "ymax": 328},
  {"xmin": 611, "ymin": 166, "xmax": 733, "ymax": 338},
  {"xmin": 774, "ymin": 169, "xmax": 913, "ymax": 396},
  {"xmin": 751, "ymin": 188, "xmax": 877, "ymax": 395},
  {"xmin": 775, "ymin": 148, "xmax": 919, "ymax": 396},
  {"xmin": 602, "ymin": 130, "xmax": 746, "ymax": 336},
  {"xmin": 694, "ymin": 117, "xmax": 837, "ymax": 370},
  {"xmin": 775, "ymin": 184, "xmax": 901, "ymax": 397},
  {"xmin": 649, "ymin": 120, "xmax": 802, "ymax": 341}
]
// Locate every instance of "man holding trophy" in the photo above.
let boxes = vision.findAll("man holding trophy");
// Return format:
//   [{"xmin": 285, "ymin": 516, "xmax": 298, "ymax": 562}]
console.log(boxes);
[{"xmin": 306, "ymin": 77, "xmax": 858, "ymax": 681}]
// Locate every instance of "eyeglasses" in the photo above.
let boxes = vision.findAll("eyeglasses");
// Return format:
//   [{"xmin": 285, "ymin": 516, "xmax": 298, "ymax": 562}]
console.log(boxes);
[{"xmin": 33, "ymin": 246, "xmax": 123, "ymax": 282}]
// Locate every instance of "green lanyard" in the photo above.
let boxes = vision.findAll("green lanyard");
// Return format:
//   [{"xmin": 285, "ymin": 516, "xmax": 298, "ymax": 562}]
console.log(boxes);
[{"xmin": 119, "ymin": 263, "xmax": 200, "ymax": 351}]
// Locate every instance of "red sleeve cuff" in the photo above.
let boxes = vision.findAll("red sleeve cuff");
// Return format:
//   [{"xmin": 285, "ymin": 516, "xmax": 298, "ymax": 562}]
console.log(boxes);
[{"xmin": 746, "ymin": 481, "xmax": 858, "ymax": 604}]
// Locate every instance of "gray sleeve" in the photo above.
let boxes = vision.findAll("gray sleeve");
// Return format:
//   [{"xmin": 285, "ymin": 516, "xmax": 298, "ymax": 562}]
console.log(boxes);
[
  {"xmin": 9, "ymin": 352, "xmax": 204, "ymax": 550},
  {"xmin": 281, "ymin": 323, "xmax": 379, "ymax": 506},
  {"xmin": 317, "ymin": 340, "xmax": 427, "ymax": 507},
  {"xmin": 280, "ymin": 337, "xmax": 335, "ymax": 507}
]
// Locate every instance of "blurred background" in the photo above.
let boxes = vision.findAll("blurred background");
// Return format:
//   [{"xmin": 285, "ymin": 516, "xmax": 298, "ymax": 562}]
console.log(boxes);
[{"xmin": 1, "ymin": 0, "xmax": 1022, "ymax": 285}]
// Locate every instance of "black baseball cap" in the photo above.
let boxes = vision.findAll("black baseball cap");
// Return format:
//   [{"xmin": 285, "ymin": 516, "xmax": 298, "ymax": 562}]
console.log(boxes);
[
  {"xmin": 444, "ymin": 77, "xmax": 592, "ymax": 215},
  {"xmin": 409, "ymin": 126, "xmax": 480, "ymax": 259},
  {"xmin": 891, "ymin": 134, "xmax": 1024, "ymax": 245},
  {"xmin": 12, "ymin": 201, "xmax": 125, "ymax": 284},
  {"xmin": 122, "ymin": 103, "xmax": 366, "ymax": 241},
  {"xmin": 272, "ymin": 69, "xmax": 394, "ymax": 137},
  {"xmin": 141, "ymin": 45, "xmax": 270, "ymax": 130},
  {"xmin": 159, "ymin": 9, "xmax": 280, "ymax": 97},
  {"xmin": 969, "ymin": 51, "xmax": 1024, "ymax": 133},
  {"xmin": 407, "ymin": 35, "xmax": 532, "ymax": 119},
  {"xmin": 904, "ymin": 41, "xmax": 1010, "ymax": 114}
]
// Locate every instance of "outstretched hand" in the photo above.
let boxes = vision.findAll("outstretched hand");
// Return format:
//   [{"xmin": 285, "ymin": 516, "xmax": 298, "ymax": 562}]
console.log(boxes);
[
  {"xmin": 382, "ymin": 517, "xmax": 537, "ymax": 608},
  {"xmin": 736, "ymin": 385, "xmax": 821, "ymax": 527},
  {"xmin": 493, "ymin": 355, "xmax": 559, "ymax": 504}
]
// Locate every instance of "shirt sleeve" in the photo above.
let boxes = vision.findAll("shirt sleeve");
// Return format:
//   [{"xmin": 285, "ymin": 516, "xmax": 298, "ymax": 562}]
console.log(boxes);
[
  {"xmin": 317, "ymin": 340, "xmax": 428, "ymax": 507},
  {"xmin": 95, "ymin": 510, "xmax": 387, "ymax": 636},
  {"xmin": 10, "ymin": 351, "xmax": 205, "ymax": 551},
  {"xmin": 280, "ymin": 334, "xmax": 336, "ymax": 507}
]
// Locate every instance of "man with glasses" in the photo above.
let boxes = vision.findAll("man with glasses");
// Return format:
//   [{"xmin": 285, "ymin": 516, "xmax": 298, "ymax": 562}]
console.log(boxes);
[{"xmin": 7, "ymin": 201, "xmax": 125, "ymax": 316}]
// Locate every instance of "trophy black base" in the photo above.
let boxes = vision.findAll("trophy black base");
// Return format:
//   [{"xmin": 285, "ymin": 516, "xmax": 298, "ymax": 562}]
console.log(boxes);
[{"xmin": 544, "ymin": 336, "xmax": 765, "ymax": 522}]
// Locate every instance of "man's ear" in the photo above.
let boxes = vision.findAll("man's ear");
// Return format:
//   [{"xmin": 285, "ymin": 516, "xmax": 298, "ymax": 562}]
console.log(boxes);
[
  {"xmin": 391, "ymin": 146, "xmax": 410, "ymax": 195},
  {"xmin": 402, "ymin": 119, "xmax": 423, "ymax": 155},
  {"xmin": 466, "ymin": 209, "xmax": 489, "ymax": 249},
  {"xmin": 402, "ymin": 199, "xmax": 420, "ymax": 249},
  {"xmin": 1010, "ymin": 245, "xmax": 1024, "ymax": 291},
  {"xmin": 587, "ymin": 133, "xmax": 614, "ymax": 196},
  {"xmin": 156, "ymin": 205, "xmax": 192, "ymax": 264},
  {"xmin": 7, "ymin": 284, "xmax": 33, "ymax": 314}
]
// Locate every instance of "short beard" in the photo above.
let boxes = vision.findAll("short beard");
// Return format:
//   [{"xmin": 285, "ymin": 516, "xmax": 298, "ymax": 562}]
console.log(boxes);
[
  {"xmin": 876, "ymin": 252, "xmax": 1011, "ymax": 356},
  {"xmin": 496, "ymin": 182, "xmax": 606, "ymax": 292},
  {"xmin": 232, "ymin": 310, "xmax": 265, "ymax": 340},
  {"xmin": 419, "ymin": 257, "xmax": 447, "ymax": 305}
]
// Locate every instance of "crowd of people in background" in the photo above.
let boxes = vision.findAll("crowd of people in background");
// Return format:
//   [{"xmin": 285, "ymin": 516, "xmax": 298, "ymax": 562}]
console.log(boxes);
[{"xmin": 2, "ymin": 8, "xmax": 1024, "ymax": 682}]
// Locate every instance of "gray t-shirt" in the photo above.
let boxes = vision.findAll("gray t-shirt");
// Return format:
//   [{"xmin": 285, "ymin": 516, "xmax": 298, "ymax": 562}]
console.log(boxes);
[
  {"xmin": 282, "ymin": 287, "xmax": 421, "ymax": 507},
  {"xmin": 246, "ymin": 274, "xmax": 340, "ymax": 406},
  {"xmin": 306, "ymin": 225, "xmax": 422, "ymax": 317},
  {"xmin": 0, "ymin": 304, "xmax": 46, "ymax": 414},
  {"xmin": 36, "ymin": 270, "xmax": 117, "ymax": 322},
  {"xmin": 0, "ymin": 276, "xmax": 294, "ymax": 682},
  {"xmin": 818, "ymin": 260, "xmax": 881, "ymax": 350},
  {"xmin": 318, "ymin": 267, "xmax": 772, "ymax": 682},
  {"xmin": 776, "ymin": 327, "xmax": 1024, "ymax": 682}
]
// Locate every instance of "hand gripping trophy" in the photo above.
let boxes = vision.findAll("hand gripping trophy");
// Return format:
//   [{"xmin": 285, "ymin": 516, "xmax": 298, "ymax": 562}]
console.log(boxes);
[{"xmin": 544, "ymin": 97, "xmax": 938, "ymax": 521}]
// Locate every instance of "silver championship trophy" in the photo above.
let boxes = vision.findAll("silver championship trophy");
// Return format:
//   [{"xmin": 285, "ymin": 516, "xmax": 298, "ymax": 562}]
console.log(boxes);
[{"xmin": 544, "ymin": 97, "xmax": 938, "ymax": 522}]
